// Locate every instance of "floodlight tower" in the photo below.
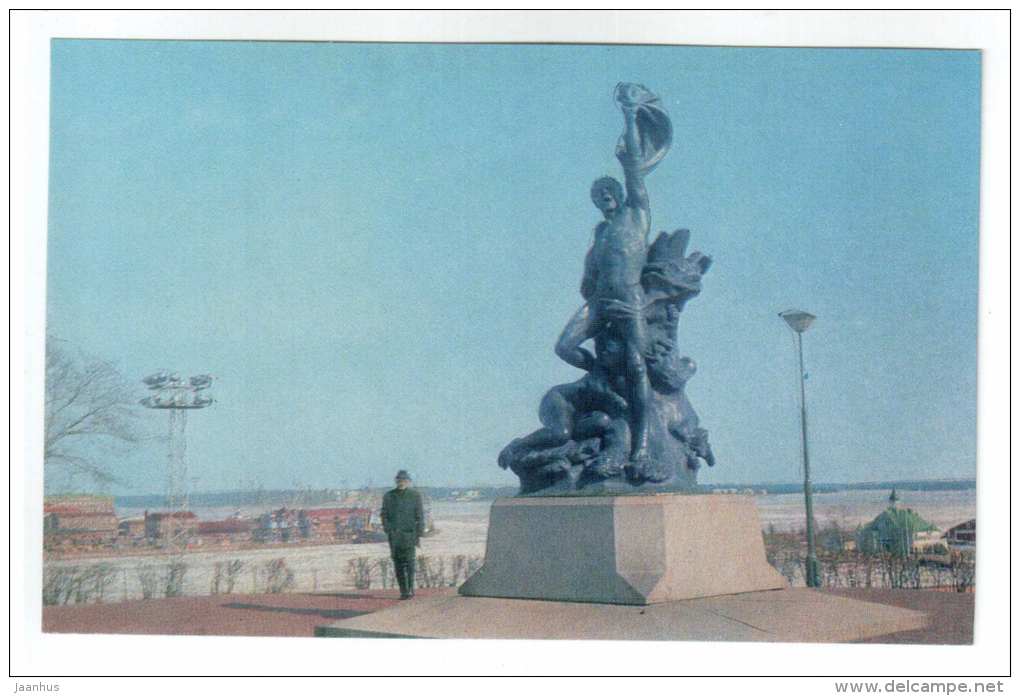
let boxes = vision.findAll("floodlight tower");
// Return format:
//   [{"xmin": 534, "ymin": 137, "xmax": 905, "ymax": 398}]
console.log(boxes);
[{"xmin": 141, "ymin": 371, "xmax": 215, "ymax": 552}]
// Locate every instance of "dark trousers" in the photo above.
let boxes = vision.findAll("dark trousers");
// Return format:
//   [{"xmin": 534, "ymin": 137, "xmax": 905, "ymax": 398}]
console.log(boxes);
[{"xmin": 390, "ymin": 540, "xmax": 417, "ymax": 596}]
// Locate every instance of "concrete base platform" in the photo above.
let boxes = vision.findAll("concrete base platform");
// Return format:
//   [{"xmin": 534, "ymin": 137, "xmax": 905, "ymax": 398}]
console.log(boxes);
[
  {"xmin": 459, "ymin": 494, "xmax": 786, "ymax": 604},
  {"xmin": 318, "ymin": 588, "xmax": 929, "ymax": 642}
]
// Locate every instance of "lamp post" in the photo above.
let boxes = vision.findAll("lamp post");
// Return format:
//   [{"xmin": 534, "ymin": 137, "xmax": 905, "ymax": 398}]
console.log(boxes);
[{"xmin": 779, "ymin": 309, "xmax": 821, "ymax": 588}]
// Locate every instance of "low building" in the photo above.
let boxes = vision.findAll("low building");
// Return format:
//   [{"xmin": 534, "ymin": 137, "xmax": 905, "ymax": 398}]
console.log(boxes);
[
  {"xmin": 253, "ymin": 507, "xmax": 300, "ymax": 543},
  {"xmin": 44, "ymin": 496, "xmax": 119, "ymax": 548},
  {"xmin": 911, "ymin": 530, "xmax": 950, "ymax": 562},
  {"xmin": 248, "ymin": 506, "xmax": 375, "ymax": 544},
  {"xmin": 856, "ymin": 490, "xmax": 939, "ymax": 556},
  {"xmin": 943, "ymin": 519, "xmax": 976, "ymax": 548},
  {"xmin": 196, "ymin": 518, "xmax": 254, "ymax": 547},
  {"xmin": 44, "ymin": 510, "xmax": 120, "ymax": 548},
  {"xmin": 301, "ymin": 507, "xmax": 373, "ymax": 541},
  {"xmin": 118, "ymin": 517, "xmax": 147, "ymax": 540},
  {"xmin": 144, "ymin": 511, "xmax": 200, "ymax": 541},
  {"xmin": 44, "ymin": 495, "xmax": 115, "ymax": 516}
]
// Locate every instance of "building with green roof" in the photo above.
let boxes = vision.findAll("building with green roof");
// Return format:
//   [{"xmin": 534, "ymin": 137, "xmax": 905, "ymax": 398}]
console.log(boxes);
[{"xmin": 856, "ymin": 490, "xmax": 939, "ymax": 556}]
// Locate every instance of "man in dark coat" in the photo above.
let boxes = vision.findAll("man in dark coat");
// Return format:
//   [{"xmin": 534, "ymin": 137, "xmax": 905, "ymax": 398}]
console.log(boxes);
[{"xmin": 380, "ymin": 470, "xmax": 425, "ymax": 599}]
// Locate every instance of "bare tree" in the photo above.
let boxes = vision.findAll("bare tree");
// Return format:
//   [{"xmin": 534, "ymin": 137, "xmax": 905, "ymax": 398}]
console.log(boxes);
[
  {"xmin": 450, "ymin": 555, "xmax": 467, "ymax": 586},
  {"xmin": 346, "ymin": 557, "xmax": 375, "ymax": 590},
  {"xmin": 90, "ymin": 563, "xmax": 118, "ymax": 603},
  {"xmin": 211, "ymin": 562, "xmax": 224, "ymax": 594},
  {"xmin": 415, "ymin": 555, "xmax": 449, "ymax": 588},
  {"xmin": 224, "ymin": 559, "xmax": 245, "ymax": 594},
  {"xmin": 263, "ymin": 558, "xmax": 296, "ymax": 593},
  {"xmin": 43, "ymin": 566, "xmax": 77, "ymax": 605},
  {"xmin": 44, "ymin": 336, "xmax": 140, "ymax": 489},
  {"xmin": 950, "ymin": 551, "xmax": 975, "ymax": 593},
  {"xmin": 137, "ymin": 565, "xmax": 160, "ymax": 599},
  {"xmin": 164, "ymin": 561, "xmax": 188, "ymax": 597},
  {"xmin": 375, "ymin": 557, "xmax": 395, "ymax": 589}
]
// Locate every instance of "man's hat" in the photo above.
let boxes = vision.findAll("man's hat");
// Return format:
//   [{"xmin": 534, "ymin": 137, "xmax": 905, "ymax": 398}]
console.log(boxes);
[{"xmin": 395, "ymin": 470, "xmax": 412, "ymax": 481}]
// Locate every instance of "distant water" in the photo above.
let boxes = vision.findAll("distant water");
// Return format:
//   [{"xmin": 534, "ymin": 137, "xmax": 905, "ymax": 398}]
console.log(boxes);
[
  {"xmin": 752, "ymin": 488, "xmax": 974, "ymax": 532},
  {"xmin": 118, "ymin": 489, "xmax": 975, "ymax": 532},
  {"xmin": 424, "ymin": 489, "xmax": 975, "ymax": 534}
]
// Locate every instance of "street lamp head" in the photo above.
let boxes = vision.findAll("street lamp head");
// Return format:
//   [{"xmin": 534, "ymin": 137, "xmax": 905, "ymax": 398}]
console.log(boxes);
[{"xmin": 779, "ymin": 309, "xmax": 816, "ymax": 334}]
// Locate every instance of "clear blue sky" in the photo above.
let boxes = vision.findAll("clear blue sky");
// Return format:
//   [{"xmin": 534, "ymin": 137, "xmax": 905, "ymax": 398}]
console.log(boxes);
[{"xmin": 47, "ymin": 41, "xmax": 980, "ymax": 494}]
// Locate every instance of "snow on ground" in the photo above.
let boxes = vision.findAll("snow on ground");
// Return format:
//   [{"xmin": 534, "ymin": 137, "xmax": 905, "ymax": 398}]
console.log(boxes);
[{"xmin": 44, "ymin": 491, "xmax": 974, "ymax": 602}]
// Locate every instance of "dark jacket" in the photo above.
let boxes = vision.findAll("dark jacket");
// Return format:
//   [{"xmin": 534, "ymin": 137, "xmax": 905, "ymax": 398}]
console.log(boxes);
[{"xmin": 381, "ymin": 487, "xmax": 425, "ymax": 547}]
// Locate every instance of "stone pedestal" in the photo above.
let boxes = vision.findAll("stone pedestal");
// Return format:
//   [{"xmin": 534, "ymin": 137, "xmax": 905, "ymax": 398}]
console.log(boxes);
[
  {"xmin": 458, "ymin": 494, "xmax": 787, "ymax": 605},
  {"xmin": 320, "ymin": 493, "xmax": 930, "ymax": 641},
  {"xmin": 317, "ymin": 589, "xmax": 929, "ymax": 642}
]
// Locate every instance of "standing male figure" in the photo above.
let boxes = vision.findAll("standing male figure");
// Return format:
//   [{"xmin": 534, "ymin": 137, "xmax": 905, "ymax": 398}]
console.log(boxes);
[
  {"xmin": 555, "ymin": 83, "xmax": 670, "ymax": 478},
  {"xmin": 381, "ymin": 470, "xmax": 425, "ymax": 599}
]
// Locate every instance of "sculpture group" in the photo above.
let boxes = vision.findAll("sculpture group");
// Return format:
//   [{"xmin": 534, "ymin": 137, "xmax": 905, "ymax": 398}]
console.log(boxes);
[{"xmin": 499, "ymin": 84, "xmax": 715, "ymax": 495}]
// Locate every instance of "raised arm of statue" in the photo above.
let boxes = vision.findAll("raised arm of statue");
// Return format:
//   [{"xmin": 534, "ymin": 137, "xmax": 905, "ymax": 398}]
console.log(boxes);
[
  {"xmin": 618, "ymin": 106, "xmax": 649, "ymax": 212},
  {"xmin": 612, "ymin": 82, "xmax": 673, "ymax": 213}
]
